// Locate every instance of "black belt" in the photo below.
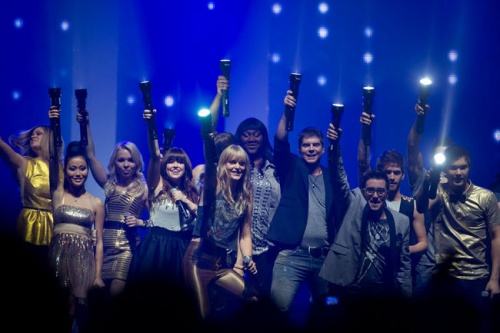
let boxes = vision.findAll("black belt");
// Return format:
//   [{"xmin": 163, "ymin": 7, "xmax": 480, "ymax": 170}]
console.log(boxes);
[
  {"xmin": 104, "ymin": 221, "xmax": 133, "ymax": 230},
  {"xmin": 299, "ymin": 246, "xmax": 329, "ymax": 258}
]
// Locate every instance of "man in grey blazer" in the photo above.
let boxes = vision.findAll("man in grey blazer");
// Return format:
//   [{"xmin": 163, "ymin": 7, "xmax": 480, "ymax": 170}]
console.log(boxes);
[{"xmin": 319, "ymin": 122, "xmax": 412, "ymax": 303}]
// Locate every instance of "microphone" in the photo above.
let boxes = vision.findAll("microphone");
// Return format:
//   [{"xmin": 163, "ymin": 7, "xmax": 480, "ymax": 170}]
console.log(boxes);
[
  {"xmin": 417, "ymin": 78, "xmax": 432, "ymax": 134},
  {"xmin": 48, "ymin": 87, "xmax": 62, "ymax": 148},
  {"xmin": 139, "ymin": 80, "xmax": 158, "ymax": 140},
  {"xmin": 171, "ymin": 187, "xmax": 189, "ymax": 220},
  {"xmin": 285, "ymin": 72, "xmax": 302, "ymax": 131},
  {"xmin": 75, "ymin": 88, "xmax": 88, "ymax": 147},
  {"xmin": 361, "ymin": 86, "xmax": 375, "ymax": 146},
  {"xmin": 220, "ymin": 59, "xmax": 231, "ymax": 117}
]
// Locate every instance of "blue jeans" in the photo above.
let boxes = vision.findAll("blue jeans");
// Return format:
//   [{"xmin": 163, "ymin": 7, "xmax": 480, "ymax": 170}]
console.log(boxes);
[{"xmin": 270, "ymin": 247, "xmax": 329, "ymax": 313}]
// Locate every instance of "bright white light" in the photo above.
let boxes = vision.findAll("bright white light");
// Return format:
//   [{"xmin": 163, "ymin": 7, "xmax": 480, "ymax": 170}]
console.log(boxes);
[
  {"xmin": 448, "ymin": 50, "xmax": 458, "ymax": 62},
  {"xmin": 420, "ymin": 77, "xmax": 432, "ymax": 86},
  {"xmin": 363, "ymin": 52, "xmax": 373, "ymax": 64},
  {"xmin": 448, "ymin": 74, "xmax": 458, "ymax": 85},
  {"xmin": 494, "ymin": 129, "xmax": 500, "ymax": 142},
  {"xmin": 318, "ymin": 3, "xmax": 329, "ymax": 14},
  {"xmin": 127, "ymin": 96, "xmax": 136, "ymax": 105},
  {"xmin": 434, "ymin": 152, "xmax": 446, "ymax": 165},
  {"xmin": 14, "ymin": 18, "xmax": 23, "ymax": 29},
  {"xmin": 207, "ymin": 2, "xmax": 214, "ymax": 10},
  {"xmin": 272, "ymin": 3, "xmax": 282, "ymax": 14},
  {"xmin": 317, "ymin": 75, "xmax": 327, "ymax": 86},
  {"xmin": 12, "ymin": 90, "xmax": 21, "ymax": 100},
  {"xmin": 364, "ymin": 27, "xmax": 373, "ymax": 38},
  {"xmin": 60, "ymin": 21, "xmax": 69, "ymax": 31},
  {"xmin": 271, "ymin": 53, "xmax": 281, "ymax": 63},
  {"xmin": 198, "ymin": 108, "xmax": 211, "ymax": 117},
  {"xmin": 164, "ymin": 95, "xmax": 174, "ymax": 107},
  {"xmin": 318, "ymin": 27, "xmax": 328, "ymax": 39}
]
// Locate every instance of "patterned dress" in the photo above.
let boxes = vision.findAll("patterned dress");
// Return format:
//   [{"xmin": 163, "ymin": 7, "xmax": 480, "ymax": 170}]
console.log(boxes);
[
  {"xmin": 102, "ymin": 189, "xmax": 145, "ymax": 281},
  {"xmin": 48, "ymin": 198, "xmax": 96, "ymax": 299}
]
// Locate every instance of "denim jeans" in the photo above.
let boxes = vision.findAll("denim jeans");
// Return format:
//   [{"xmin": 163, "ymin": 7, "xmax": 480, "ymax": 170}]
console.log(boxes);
[{"xmin": 270, "ymin": 247, "xmax": 329, "ymax": 313}]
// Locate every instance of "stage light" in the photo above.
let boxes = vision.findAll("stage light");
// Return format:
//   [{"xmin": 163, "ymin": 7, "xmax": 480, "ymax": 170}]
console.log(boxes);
[
  {"xmin": 417, "ymin": 77, "xmax": 432, "ymax": 134},
  {"xmin": 48, "ymin": 87, "xmax": 62, "ymax": 148},
  {"xmin": 139, "ymin": 80, "xmax": 158, "ymax": 140},
  {"xmin": 362, "ymin": 86, "xmax": 375, "ymax": 146},
  {"xmin": 75, "ymin": 89, "xmax": 88, "ymax": 147},
  {"xmin": 285, "ymin": 73, "xmax": 302, "ymax": 131},
  {"xmin": 198, "ymin": 108, "xmax": 212, "ymax": 137}
]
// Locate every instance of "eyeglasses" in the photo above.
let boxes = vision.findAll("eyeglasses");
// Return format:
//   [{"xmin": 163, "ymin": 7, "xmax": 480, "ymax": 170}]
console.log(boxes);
[{"xmin": 363, "ymin": 187, "xmax": 387, "ymax": 196}]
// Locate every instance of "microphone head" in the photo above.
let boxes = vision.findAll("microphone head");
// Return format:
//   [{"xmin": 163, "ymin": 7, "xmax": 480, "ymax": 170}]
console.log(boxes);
[{"xmin": 220, "ymin": 59, "xmax": 231, "ymax": 78}]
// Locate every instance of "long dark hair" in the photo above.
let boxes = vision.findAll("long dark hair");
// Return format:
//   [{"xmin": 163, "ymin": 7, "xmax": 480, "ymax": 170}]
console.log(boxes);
[{"xmin": 159, "ymin": 147, "xmax": 198, "ymax": 204}]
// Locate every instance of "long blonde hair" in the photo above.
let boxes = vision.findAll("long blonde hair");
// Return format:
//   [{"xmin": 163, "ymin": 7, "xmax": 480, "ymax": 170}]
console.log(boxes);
[
  {"xmin": 9, "ymin": 125, "xmax": 52, "ymax": 161},
  {"xmin": 217, "ymin": 144, "xmax": 252, "ymax": 216},
  {"xmin": 104, "ymin": 141, "xmax": 146, "ymax": 198}
]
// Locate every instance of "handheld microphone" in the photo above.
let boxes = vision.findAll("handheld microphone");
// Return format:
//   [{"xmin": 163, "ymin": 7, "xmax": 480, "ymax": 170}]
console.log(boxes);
[
  {"xmin": 285, "ymin": 73, "xmax": 302, "ymax": 131},
  {"xmin": 243, "ymin": 255, "xmax": 252, "ymax": 267},
  {"xmin": 220, "ymin": 59, "xmax": 231, "ymax": 117},
  {"xmin": 330, "ymin": 103, "xmax": 344, "ymax": 151},
  {"xmin": 48, "ymin": 87, "xmax": 62, "ymax": 148},
  {"xmin": 75, "ymin": 89, "xmax": 88, "ymax": 147},
  {"xmin": 417, "ymin": 78, "xmax": 432, "ymax": 134},
  {"xmin": 139, "ymin": 81, "xmax": 158, "ymax": 140},
  {"xmin": 171, "ymin": 187, "xmax": 189, "ymax": 220},
  {"xmin": 362, "ymin": 86, "xmax": 375, "ymax": 146}
]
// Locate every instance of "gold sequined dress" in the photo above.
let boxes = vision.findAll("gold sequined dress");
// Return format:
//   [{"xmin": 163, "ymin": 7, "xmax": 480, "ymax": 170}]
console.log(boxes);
[
  {"xmin": 17, "ymin": 158, "xmax": 53, "ymax": 245},
  {"xmin": 102, "ymin": 189, "xmax": 144, "ymax": 281},
  {"xmin": 48, "ymin": 200, "xmax": 96, "ymax": 299}
]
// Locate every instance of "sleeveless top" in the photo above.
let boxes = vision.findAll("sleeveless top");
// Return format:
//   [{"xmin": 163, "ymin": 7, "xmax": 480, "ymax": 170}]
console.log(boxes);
[{"xmin": 17, "ymin": 158, "xmax": 53, "ymax": 245}]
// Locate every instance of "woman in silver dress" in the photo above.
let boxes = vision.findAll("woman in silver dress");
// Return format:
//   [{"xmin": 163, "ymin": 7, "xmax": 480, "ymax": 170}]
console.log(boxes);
[{"xmin": 48, "ymin": 107, "xmax": 105, "ymax": 332}]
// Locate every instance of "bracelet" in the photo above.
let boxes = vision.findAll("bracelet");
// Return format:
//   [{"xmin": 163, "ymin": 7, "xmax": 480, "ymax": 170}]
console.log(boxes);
[
  {"xmin": 143, "ymin": 219, "xmax": 153, "ymax": 228},
  {"xmin": 233, "ymin": 265, "xmax": 244, "ymax": 270}
]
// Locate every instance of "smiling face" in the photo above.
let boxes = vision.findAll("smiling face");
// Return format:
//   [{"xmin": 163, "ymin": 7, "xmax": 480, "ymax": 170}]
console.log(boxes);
[
  {"xmin": 299, "ymin": 136, "xmax": 324, "ymax": 165},
  {"xmin": 225, "ymin": 157, "xmax": 246, "ymax": 182},
  {"xmin": 65, "ymin": 156, "xmax": 88, "ymax": 189},
  {"xmin": 240, "ymin": 129, "xmax": 264, "ymax": 158},
  {"xmin": 363, "ymin": 178, "xmax": 388, "ymax": 211},
  {"xmin": 165, "ymin": 157, "xmax": 186, "ymax": 184}
]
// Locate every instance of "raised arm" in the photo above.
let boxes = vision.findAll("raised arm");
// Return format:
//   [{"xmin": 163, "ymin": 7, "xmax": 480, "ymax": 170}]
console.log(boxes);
[
  {"xmin": 276, "ymin": 90, "xmax": 294, "ymax": 142},
  {"xmin": 48, "ymin": 107, "xmax": 64, "ymax": 202},
  {"xmin": 0, "ymin": 135, "xmax": 27, "ymax": 185},
  {"xmin": 77, "ymin": 110, "xmax": 108, "ymax": 188},
  {"xmin": 143, "ymin": 108, "xmax": 161, "ymax": 191},
  {"xmin": 358, "ymin": 111, "xmax": 374, "ymax": 186},
  {"xmin": 407, "ymin": 102, "xmax": 429, "ymax": 189},
  {"xmin": 208, "ymin": 75, "xmax": 228, "ymax": 130}
]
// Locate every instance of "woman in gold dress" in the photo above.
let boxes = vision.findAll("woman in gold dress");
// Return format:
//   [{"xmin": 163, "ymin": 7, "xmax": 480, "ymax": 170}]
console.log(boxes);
[
  {"xmin": 77, "ymin": 110, "xmax": 148, "ymax": 298},
  {"xmin": 0, "ymin": 120, "xmax": 60, "ymax": 260}
]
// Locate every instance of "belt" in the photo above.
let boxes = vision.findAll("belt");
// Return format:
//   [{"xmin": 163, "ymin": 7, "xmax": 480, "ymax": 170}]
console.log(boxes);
[
  {"xmin": 299, "ymin": 246, "xmax": 329, "ymax": 258},
  {"xmin": 104, "ymin": 221, "xmax": 133, "ymax": 230}
]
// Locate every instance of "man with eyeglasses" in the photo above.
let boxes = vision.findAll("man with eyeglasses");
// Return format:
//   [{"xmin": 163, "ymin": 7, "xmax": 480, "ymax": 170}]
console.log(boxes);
[
  {"xmin": 358, "ymin": 111, "xmax": 427, "ymax": 295},
  {"xmin": 319, "ymin": 121, "xmax": 412, "ymax": 304}
]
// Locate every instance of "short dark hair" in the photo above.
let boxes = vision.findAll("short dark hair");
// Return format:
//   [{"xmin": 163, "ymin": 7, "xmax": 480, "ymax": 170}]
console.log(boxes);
[
  {"xmin": 298, "ymin": 127, "xmax": 324, "ymax": 147},
  {"xmin": 376, "ymin": 149, "xmax": 405, "ymax": 173},
  {"xmin": 360, "ymin": 169, "xmax": 389, "ymax": 189},
  {"xmin": 443, "ymin": 145, "xmax": 470, "ymax": 168}
]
